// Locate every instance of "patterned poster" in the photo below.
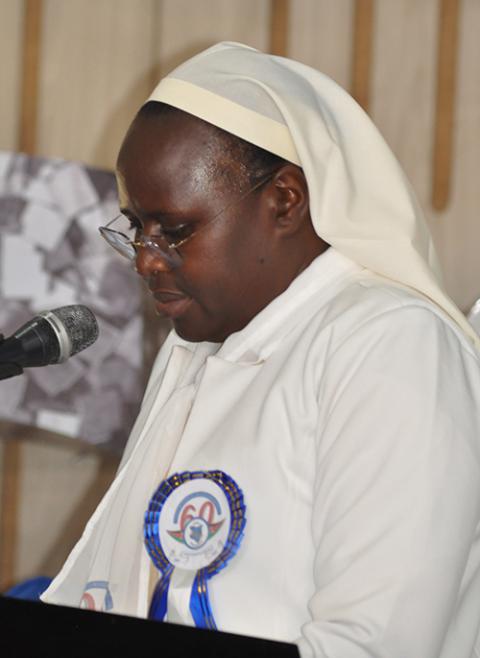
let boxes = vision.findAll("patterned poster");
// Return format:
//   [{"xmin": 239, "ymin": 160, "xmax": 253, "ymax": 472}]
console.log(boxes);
[{"xmin": 0, "ymin": 151, "xmax": 144, "ymax": 453}]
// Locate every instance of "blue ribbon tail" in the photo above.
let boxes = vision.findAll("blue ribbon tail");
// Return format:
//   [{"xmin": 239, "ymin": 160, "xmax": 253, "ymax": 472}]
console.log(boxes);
[
  {"xmin": 189, "ymin": 570, "xmax": 217, "ymax": 630},
  {"xmin": 148, "ymin": 566, "xmax": 173, "ymax": 621}
]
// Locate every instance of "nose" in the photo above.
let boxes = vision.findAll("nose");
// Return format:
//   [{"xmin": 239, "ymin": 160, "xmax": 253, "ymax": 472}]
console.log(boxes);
[{"xmin": 134, "ymin": 244, "xmax": 173, "ymax": 278}]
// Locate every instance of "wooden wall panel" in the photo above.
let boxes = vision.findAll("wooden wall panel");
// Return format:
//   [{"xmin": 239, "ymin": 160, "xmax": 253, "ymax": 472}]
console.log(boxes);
[
  {"xmin": 438, "ymin": 0, "xmax": 480, "ymax": 311},
  {"xmin": 153, "ymin": 0, "xmax": 270, "ymax": 81},
  {"xmin": 19, "ymin": 0, "xmax": 43, "ymax": 154},
  {"xmin": 370, "ymin": 0, "xmax": 439, "ymax": 215},
  {"xmin": 0, "ymin": 436, "xmax": 21, "ymax": 589},
  {"xmin": 1, "ymin": 0, "xmax": 479, "ymax": 333},
  {"xmin": 369, "ymin": 0, "xmax": 480, "ymax": 311},
  {"xmin": 0, "ymin": 0, "xmax": 25, "ymax": 152},
  {"xmin": 37, "ymin": 0, "xmax": 158, "ymax": 170},
  {"xmin": 351, "ymin": 0, "xmax": 374, "ymax": 111},
  {"xmin": 289, "ymin": 0, "xmax": 354, "ymax": 90},
  {"xmin": 432, "ymin": 0, "xmax": 460, "ymax": 212},
  {"xmin": 270, "ymin": 0, "xmax": 290, "ymax": 56},
  {"xmin": 1, "ymin": 0, "xmax": 480, "ymax": 586},
  {"xmin": 15, "ymin": 439, "xmax": 117, "ymax": 580}
]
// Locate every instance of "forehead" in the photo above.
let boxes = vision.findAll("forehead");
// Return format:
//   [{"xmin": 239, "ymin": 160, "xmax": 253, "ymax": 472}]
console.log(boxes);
[{"xmin": 116, "ymin": 111, "xmax": 231, "ymax": 211}]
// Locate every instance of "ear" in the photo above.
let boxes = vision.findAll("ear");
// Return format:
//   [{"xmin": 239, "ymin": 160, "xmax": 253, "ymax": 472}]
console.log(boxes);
[{"xmin": 266, "ymin": 164, "xmax": 310, "ymax": 235}]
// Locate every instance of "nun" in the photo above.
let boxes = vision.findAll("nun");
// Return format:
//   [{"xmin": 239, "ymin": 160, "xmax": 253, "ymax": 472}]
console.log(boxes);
[{"xmin": 42, "ymin": 42, "xmax": 480, "ymax": 658}]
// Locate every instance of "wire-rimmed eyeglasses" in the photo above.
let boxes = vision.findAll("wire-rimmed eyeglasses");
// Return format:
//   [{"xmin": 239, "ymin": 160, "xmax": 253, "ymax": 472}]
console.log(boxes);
[{"xmin": 98, "ymin": 169, "xmax": 279, "ymax": 269}]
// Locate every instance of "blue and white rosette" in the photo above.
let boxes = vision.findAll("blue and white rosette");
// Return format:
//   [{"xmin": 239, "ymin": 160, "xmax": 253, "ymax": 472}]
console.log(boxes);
[{"xmin": 144, "ymin": 470, "xmax": 246, "ymax": 629}]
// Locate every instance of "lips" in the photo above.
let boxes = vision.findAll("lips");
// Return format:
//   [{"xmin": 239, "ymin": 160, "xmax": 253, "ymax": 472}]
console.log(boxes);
[{"xmin": 151, "ymin": 289, "xmax": 193, "ymax": 319}]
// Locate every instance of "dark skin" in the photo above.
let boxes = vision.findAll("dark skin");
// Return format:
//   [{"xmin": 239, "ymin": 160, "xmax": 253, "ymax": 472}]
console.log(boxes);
[{"xmin": 116, "ymin": 111, "xmax": 329, "ymax": 343}]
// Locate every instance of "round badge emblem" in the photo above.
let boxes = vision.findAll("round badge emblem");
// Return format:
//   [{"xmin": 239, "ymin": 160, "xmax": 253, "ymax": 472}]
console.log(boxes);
[
  {"xmin": 144, "ymin": 470, "xmax": 246, "ymax": 577},
  {"xmin": 157, "ymin": 475, "xmax": 231, "ymax": 571}
]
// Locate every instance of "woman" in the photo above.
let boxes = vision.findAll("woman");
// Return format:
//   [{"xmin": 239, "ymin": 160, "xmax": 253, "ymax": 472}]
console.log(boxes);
[{"xmin": 42, "ymin": 42, "xmax": 480, "ymax": 658}]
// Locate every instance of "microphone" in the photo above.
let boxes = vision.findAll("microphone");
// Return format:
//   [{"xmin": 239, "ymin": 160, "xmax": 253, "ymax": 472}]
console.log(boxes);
[{"xmin": 0, "ymin": 305, "xmax": 99, "ymax": 381}]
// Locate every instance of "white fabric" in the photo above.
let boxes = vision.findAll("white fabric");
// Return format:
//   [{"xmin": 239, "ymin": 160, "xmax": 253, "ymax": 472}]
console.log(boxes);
[
  {"xmin": 468, "ymin": 299, "xmax": 480, "ymax": 335},
  {"xmin": 41, "ymin": 337, "xmax": 216, "ymax": 616},
  {"xmin": 166, "ymin": 569, "xmax": 196, "ymax": 625},
  {"xmin": 148, "ymin": 41, "xmax": 479, "ymax": 349},
  {"xmin": 43, "ymin": 249, "xmax": 480, "ymax": 657}
]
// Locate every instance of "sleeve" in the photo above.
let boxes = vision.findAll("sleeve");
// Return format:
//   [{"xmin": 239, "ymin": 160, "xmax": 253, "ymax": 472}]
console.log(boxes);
[{"xmin": 298, "ymin": 305, "xmax": 480, "ymax": 658}]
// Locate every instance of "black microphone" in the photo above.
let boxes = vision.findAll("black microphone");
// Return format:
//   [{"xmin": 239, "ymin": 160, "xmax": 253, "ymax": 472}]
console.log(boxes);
[{"xmin": 0, "ymin": 305, "xmax": 99, "ymax": 381}]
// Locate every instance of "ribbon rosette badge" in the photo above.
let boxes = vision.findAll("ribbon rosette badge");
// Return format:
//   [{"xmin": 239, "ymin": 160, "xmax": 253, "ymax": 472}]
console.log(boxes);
[{"xmin": 144, "ymin": 470, "xmax": 246, "ymax": 629}]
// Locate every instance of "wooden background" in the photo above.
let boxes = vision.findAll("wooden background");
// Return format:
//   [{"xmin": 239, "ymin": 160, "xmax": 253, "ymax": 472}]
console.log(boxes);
[
  {"xmin": 2, "ymin": 0, "xmax": 479, "ymax": 309},
  {"xmin": 0, "ymin": 0, "xmax": 479, "ymax": 587}
]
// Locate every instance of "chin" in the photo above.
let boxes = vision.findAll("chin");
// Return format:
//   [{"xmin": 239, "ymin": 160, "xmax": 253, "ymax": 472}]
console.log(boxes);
[
  {"xmin": 173, "ymin": 318, "xmax": 232, "ymax": 344},
  {"xmin": 174, "ymin": 321, "xmax": 218, "ymax": 344}
]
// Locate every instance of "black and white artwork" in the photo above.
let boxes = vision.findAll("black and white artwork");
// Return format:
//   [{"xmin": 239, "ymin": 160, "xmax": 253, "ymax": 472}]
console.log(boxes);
[{"xmin": 0, "ymin": 151, "xmax": 144, "ymax": 453}]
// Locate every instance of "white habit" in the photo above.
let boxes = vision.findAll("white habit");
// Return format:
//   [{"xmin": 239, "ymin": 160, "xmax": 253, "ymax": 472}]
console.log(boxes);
[
  {"xmin": 43, "ymin": 248, "xmax": 480, "ymax": 658},
  {"xmin": 42, "ymin": 42, "xmax": 480, "ymax": 658}
]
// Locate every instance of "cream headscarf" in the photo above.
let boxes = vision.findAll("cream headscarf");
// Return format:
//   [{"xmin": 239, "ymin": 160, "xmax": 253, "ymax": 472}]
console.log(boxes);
[{"xmin": 148, "ymin": 40, "xmax": 479, "ymax": 348}]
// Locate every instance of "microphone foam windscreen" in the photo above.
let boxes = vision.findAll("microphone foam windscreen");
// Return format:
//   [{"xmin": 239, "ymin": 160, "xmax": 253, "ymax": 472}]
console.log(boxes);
[{"xmin": 51, "ymin": 305, "xmax": 99, "ymax": 356}]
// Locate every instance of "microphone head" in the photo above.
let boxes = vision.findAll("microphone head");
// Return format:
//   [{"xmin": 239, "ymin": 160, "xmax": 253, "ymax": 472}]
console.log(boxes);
[{"xmin": 40, "ymin": 305, "xmax": 99, "ymax": 361}]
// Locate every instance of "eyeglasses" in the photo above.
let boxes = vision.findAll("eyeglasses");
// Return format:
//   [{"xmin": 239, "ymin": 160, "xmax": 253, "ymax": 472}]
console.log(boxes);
[{"xmin": 99, "ymin": 169, "xmax": 279, "ymax": 269}]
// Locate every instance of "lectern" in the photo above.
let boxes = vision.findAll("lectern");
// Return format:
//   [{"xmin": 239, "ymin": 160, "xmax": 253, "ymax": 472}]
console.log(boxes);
[{"xmin": 0, "ymin": 595, "xmax": 300, "ymax": 658}]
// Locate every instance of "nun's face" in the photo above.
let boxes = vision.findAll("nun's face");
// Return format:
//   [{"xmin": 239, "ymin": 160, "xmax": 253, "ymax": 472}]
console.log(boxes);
[{"xmin": 116, "ymin": 111, "xmax": 293, "ymax": 343}]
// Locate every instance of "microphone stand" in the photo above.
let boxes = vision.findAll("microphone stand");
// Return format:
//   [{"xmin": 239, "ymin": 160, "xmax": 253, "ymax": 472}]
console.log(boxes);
[{"xmin": 0, "ymin": 334, "xmax": 24, "ymax": 381}]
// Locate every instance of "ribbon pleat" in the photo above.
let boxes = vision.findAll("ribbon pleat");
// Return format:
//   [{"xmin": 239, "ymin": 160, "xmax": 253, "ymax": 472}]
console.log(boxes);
[
  {"xmin": 148, "ymin": 564, "xmax": 172, "ymax": 620},
  {"xmin": 190, "ymin": 570, "xmax": 216, "ymax": 630}
]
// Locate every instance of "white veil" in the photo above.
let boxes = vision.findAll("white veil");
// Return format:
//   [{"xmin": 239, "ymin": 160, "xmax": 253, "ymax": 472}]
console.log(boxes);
[{"xmin": 148, "ymin": 41, "xmax": 478, "ymax": 348}]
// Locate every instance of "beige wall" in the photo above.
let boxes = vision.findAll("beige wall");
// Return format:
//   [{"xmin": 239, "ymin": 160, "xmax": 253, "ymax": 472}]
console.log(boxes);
[
  {"xmin": 0, "ymin": 0, "xmax": 479, "ymax": 585},
  {"xmin": 2, "ymin": 0, "xmax": 479, "ymax": 310},
  {"xmin": 0, "ymin": 428, "xmax": 118, "ymax": 584},
  {"xmin": 0, "ymin": 0, "xmax": 23, "ymax": 152}
]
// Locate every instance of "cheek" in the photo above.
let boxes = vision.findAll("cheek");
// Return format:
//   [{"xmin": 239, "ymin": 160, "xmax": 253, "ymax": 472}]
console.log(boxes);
[
  {"xmin": 179, "ymin": 255, "xmax": 244, "ymax": 310},
  {"xmin": 187, "ymin": 225, "xmax": 269, "ymax": 302},
  {"xmin": 171, "ymin": 260, "xmax": 241, "ymax": 342},
  {"xmin": 170, "ymin": 212, "xmax": 274, "ymax": 341},
  {"xmin": 171, "ymin": 258, "xmax": 253, "ymax": 342}
]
